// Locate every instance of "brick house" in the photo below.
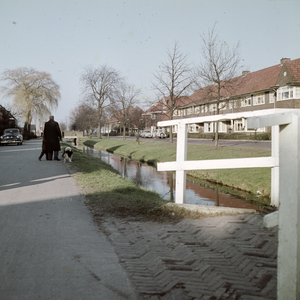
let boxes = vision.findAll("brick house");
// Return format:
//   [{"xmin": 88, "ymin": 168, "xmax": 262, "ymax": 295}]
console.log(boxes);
[
  {"xmin": 106, "ymin": 106, "xmax": 144, "ymax": 134},
  {"xmin": 143, "ymin": 96, "xmax": 191, "ymax": 133},
  {"xmin": 173, "ymin": 57, "xmax": 300, "ymax": 134}
]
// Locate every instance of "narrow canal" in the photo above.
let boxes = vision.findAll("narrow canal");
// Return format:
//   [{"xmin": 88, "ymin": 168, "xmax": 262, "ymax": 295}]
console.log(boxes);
[{"xmin": 78, "ymin": 145, "xmax": 263, "ymax": 210}]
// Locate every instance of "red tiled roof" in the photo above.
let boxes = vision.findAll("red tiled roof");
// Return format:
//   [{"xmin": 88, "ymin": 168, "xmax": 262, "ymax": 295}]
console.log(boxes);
[
  {"xmin": 144, "ymin": 96, "xmax": 193, "ymax": 114},
  {"xmin": 234, "ymin": 64, "xmax": 282, "ymax": 95},
  {"xmin": 190, "ymin": 63, "xmax": 283, "ymax": 103},
  {"xmin": 286, "ymin": 58, "xmax": 300, "ymax": 82}
]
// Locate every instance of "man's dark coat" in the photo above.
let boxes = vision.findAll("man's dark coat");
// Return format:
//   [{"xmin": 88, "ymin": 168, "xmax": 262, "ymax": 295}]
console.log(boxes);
[{"xmin": 44, "ymin": 119, "xmax": 62, "ymax": 152}]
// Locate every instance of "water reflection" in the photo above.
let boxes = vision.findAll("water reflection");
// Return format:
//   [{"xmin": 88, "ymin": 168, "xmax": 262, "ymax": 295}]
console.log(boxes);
[{"xmin": 80, "ymin": 146, "xmax": 259, "ymax": 210}]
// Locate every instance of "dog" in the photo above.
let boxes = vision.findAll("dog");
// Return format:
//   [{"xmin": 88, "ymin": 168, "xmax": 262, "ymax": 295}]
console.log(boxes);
[{"xmin": 62, "ymin": 147, "xmax": 73, "ymax": 163}]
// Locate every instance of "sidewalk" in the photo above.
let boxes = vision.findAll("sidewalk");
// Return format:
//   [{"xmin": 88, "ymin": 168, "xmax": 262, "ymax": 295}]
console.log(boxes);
[
  {"xmin": 0, "ymin": 139, "xmax": 137, "ymax": 300},
  {"xmin": 95, "ymin": 213, "xmax": 278, "ymax": 300}
]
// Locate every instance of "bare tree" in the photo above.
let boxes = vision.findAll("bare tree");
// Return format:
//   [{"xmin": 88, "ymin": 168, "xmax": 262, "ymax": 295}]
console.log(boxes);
[
  {"xmin": 59, "ymin": 122, "xmax": 67, "ymax": 132},
  {"xmin": 110, "ymin": 83, "xmax": 141, "ymax": 140},
  {"xmin": 69, "ymin": 104, "xmax": 98, "ymax": 134},
  {"xmin": 198, "ymin": 24, "xmax": 242, "ymax": 146},
  {"xmin": 1, "ymin": 67, "xmax": 60, "ymax": 139},
  {"xmin": 152, "ymin": 42, "xmax": 196, "ymax": 143},
  {"xmin": 130, "ymin": 106, "xmax": 144, "ymax": 144},
  {"xmin": 80, "ymin": 65, "xmax": 123, "ymax": 138}
]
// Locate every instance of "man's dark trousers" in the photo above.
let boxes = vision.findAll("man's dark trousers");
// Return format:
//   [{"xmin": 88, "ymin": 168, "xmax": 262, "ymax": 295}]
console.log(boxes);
[{"xmin": 46, "ymin": 151, "xmax": 59, "ymax": 160}]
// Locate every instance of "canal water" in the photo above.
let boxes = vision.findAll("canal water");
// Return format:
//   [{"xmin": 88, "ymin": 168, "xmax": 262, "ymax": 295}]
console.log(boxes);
[{"xmin": 78, "ymin": 145, "xmax": 261, "ymax": 210}]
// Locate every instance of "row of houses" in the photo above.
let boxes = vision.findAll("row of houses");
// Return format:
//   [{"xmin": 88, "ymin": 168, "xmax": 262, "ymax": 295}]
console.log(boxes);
[{"xmin": 108, "ymin": 57, "xmax": 300, "ymax": 136}]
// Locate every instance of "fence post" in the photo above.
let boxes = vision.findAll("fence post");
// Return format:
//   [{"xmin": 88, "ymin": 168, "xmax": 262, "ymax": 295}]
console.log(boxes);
[
  {"xmin": 271, "ymin": 125, "xmax": 279, "ymax": 207},
  {"xmin": 175, "ymin": 121, "xmax": 187, "ymax": 204},
  {"xmin": 277, "ymin": 114, "xmax": 300, "ymax": 299}
]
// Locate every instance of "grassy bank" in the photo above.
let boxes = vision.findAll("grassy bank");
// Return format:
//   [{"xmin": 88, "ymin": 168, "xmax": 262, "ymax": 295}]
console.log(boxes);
[
  {"xmin": 80, "ymin": 137, "xmax": 272, "ymax": 201},
  {"xmin": 62, "ymin": 142, "xmax": 208, "ymax": 221}
]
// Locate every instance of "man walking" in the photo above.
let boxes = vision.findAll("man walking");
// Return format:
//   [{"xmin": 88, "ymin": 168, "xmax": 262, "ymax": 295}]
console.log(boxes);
[{"xmin": 44, "ymin": 115, "xmax": 62, "ymax": 161}]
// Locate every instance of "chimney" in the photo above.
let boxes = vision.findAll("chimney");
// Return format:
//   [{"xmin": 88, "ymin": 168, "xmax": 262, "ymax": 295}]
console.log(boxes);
[
  {"xmin": 242, "ymin": 70, "xmax": 250, "ymax": 77},
  {"xmin": 280, "ymin": 58, "xmax": 291, "ymax": 65}
]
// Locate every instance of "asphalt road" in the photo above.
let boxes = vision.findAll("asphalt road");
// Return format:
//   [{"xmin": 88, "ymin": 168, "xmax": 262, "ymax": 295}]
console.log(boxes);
[
  {"xmin": 107, "ymin": 136, "xmax": 271, "ymax": 150},
  {"xmin": 0, "ymin": 139, "xmax": 136, "ymax": 300}
]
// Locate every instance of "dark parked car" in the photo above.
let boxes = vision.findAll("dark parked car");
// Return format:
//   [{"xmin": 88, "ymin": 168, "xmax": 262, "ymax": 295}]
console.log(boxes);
[{"xmin": 0, "ymin": 128, "xmax": 23, "ymax": 145}]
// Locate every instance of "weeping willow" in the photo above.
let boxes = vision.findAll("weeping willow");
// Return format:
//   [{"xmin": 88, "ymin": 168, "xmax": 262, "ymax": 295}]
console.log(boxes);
[{"xmin": 1, "ymin": 67, "xmax": 61, "ymax": 137}]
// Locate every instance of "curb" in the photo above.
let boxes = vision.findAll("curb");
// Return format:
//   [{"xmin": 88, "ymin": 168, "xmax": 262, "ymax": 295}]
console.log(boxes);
[{"xmin": 167, "ymin": 203, "xmax": 257, "ymax": 215}]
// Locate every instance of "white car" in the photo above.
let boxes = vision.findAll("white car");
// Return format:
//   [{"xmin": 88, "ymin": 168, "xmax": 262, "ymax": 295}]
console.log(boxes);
[
  {"xmin": 143, "ymin": 130, "xmax": 153, "ymax": 138},
  {"xmin": 154, "ymin": 129, "xmax": 166, "ymax": 138}
]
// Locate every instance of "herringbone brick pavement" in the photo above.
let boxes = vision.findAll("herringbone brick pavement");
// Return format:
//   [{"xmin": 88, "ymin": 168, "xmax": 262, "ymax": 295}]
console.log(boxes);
[{"xmin": 94, "ymin": 213, "xmax": 278, "ymax": 299}]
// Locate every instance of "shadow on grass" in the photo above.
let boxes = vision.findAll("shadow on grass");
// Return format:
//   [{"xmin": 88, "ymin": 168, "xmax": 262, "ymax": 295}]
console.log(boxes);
[
  {"xmin": 82, "ymin": 140, "xmax": 125, "ymax": 154},
  {"xmin": 106, "ymin": 145, "xmax": 125, "ymax": 153},
  {"xmin": 86, "ymin": 187, "xmax": 210, "ymax": 223},
  {"xmin": 87, "ymin": 186, "xmax": 166, "ymax": 217},
  {"xmin": 83, "ymin": 140, "xmax": 98, "ymax": 147}
]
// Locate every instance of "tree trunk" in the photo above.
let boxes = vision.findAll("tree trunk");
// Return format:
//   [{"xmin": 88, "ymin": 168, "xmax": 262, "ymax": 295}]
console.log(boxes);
[
  {"xmin": 123, "ymin": 125, "xmax": 126, "ymax": 140},
  {"xmin": 136, "ymin": 129, "xmax": 140, "ymax": 145},
  {"xmin": 97, "ymin": 103, "xmax": 101, "ymax": 139},
  {"xmin": 23, "ymin": 122, "xmax": 29, "ymax": 140},
  {"xmin": 107, "ymin": 123, "xmax": 110, "ymax": 140},
  {"xmin": 214, "ymin": 121, "xmax": 219, "ymax": 147},
  {"xmin": 214, "ymin": 84, "xmax": 221, "ymax": 147}
]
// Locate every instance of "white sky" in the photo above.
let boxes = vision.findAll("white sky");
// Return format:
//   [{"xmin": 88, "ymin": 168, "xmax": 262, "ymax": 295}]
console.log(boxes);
[{"xmin": 0, "ymin": 0, "xmax": 299, "ymax": 127}]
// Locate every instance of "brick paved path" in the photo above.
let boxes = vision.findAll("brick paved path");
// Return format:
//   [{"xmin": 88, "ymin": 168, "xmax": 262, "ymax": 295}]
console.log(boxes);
[{"xmin": 94, "ymin": 213, "xmax": 278, "ymax": 300}]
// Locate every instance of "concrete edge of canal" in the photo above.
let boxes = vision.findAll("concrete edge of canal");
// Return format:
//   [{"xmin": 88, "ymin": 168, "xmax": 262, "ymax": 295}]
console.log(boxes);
[{"xmin": 167, "ymin": 203, "xmax": 257, "ymax": 215}]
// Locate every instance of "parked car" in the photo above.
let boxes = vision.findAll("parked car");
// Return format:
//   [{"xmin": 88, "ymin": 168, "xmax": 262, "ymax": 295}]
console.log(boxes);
[
  {"xmin": 144, "ymin": 131, "xmax": 153, "ymax": 138},
  {"xmin": 154, "ymin": 129, "xmax": 166, "ymax": 138},
  {"xmin": 136, "ymin": 130, "xmax": 144, "ymax": 137},
  {"xmin": 140, "ymin": 130, "xmax": 152, "ymax": 138},
  {"xmin": 0, "ymin": 128, "xmax": 23, "ymax": 145}
]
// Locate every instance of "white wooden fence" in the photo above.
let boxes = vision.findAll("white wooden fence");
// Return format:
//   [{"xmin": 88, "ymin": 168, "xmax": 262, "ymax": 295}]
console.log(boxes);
[{"xmin": 157, "ymin": 109, "xmax": 300, "ymax": 300}]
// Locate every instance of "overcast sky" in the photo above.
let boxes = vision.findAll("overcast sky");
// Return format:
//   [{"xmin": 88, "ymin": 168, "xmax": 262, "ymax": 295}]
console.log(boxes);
[{"xmin": 0, "ymin": 0, "xmax": 299, "ymax": 127}]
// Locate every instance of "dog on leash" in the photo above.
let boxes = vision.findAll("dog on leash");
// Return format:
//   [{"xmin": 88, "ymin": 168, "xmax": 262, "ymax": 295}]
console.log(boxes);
[{"xmin": 62, "ymin": 147, "xmax": 73, "ymax": 163}]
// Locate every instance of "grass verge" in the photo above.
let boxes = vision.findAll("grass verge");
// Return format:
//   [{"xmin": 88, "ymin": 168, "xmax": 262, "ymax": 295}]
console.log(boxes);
[
  {"xmin": 80, "ymin": 138, "xmax": 272, "ymax": 202},
  {"xmin": 61, "ymin": 142, "xmax": 207, "ymax": 222}
]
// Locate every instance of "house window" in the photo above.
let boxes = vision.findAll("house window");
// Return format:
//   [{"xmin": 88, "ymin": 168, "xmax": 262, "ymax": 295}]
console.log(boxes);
[
  {"xmin": 241, "ymin": 97, "xmax": 251, "ymax": 107},
  {"xmin": 229, "ymin": 100, "xmax": 238, "ymax": 109},
  {"xmin": 201, "ymin": 105, "xmax": 204, "ymax": 113},
  {"xmin": 219, "ymin": 102, "xmax": 226, "ymax": 110},
  {"xmin": 269, "ymin": 92, "xmax": 275, "ymax": 103},
  {"xmin": 205, "ymin": 105, "xmax": 208, "ymax": 113},
  {"xmin": 234, "ymin": 119, "xmax": 244, "ymax": 131},
  {"xmin": 253, "ymin": 94, "xmax": 265, "ymax": 105},
  {"xmin": 296, "ymin": 87, "xmax": 300, "ymax": 98},
  {"xmin": 151, "ymin": 114, "xmax": 156, "ymax": 119},
  {"xmin": 278, "ymin": 86, "xmax": 294, "ymax": 100},
  {"xmin": 195, "ymin": 106, "xmax": 200, "ymax": 114},
  {"xmin": 209, "ymin": 104, "xmax": 217, "ymax": 112},
  {"xmin": 204, "ymin": 122, "xmax": 213, "ymax": 133}
]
